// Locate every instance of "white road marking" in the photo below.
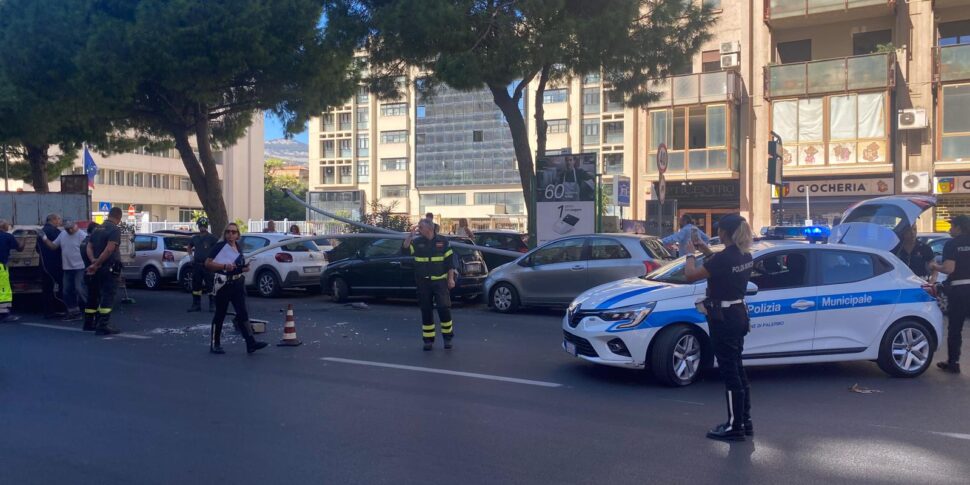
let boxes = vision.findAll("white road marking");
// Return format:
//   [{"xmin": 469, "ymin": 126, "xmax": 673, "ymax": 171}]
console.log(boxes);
[
  {"xmin": 663, "ymin": 399, "xmax": 706, "ymax": 406},
  {"xmin": 930, "ymin": 431, "xmax": 970, "ymax": 441},
  {"xmin": 18, "ymin": 322, "xmax": 151, "ymax": 339},
  {"xmin": 321, "ymin": 357, "xmax": 563, "ymax": 388}
]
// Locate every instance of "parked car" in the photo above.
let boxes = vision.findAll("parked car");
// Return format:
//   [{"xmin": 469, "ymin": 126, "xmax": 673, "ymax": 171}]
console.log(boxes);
[
  {"xmin": 321, "ymin": 236, "xmax": 488, "ymax": 302},
  {"xmin": 123, "ymin": 233, "xmax": 191, "ymax": 289},
  {"xmin": 177, "ymin": 233, "xmax": 326, "ymax": 297},
  {"xmin": 484, "ymin": 234, "xmax": 673, "ymax": 313},
  {"xmin": 917, "ymin": 232, "xmax": 950, "ymax": 259},
  {"xmin": 472, "ymin": 230, "xmax": 530, "ymax": 270}
]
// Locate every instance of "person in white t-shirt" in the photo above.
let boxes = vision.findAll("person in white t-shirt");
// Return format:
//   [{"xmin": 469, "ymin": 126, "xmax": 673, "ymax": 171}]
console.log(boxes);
[{"xmin": 38, "ymin": 218, "xmax": 88, "ymax": 321}]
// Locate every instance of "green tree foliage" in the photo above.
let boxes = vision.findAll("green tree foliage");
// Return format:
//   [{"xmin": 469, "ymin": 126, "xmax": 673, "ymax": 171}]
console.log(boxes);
[
  {"xmin": 326, "ymin": 0, "xmax": 714, "ymax": 243},
  {"xmin": 3, "ymin": 0, "xmax": 358, "ymax": 230},
  {"xmin": 0, "ymin": 0, "xmax": 115, "ymax": 191},
  {"xmin": 264, "ymin": 158, "xmax": 307, "ymax": 221},
  {"xmin": 346, "ymin": 200, "xmax": 410, "ymax": 234}
]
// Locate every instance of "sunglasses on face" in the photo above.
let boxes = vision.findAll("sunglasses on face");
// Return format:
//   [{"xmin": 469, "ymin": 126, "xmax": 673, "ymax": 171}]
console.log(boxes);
[{"xmin": 225, "ymin": 230, "xmax": 239, "ymax": 234}]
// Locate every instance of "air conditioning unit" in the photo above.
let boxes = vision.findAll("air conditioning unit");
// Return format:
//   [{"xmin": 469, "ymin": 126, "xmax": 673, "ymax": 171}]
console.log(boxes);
[
  {"xmin": 898, "ymin": 109, "xmax": 927, "ymax": 130},
  {"xmin": 720, "ymin": 41, "xmax": 741, "ymax": 54},
  {"xmin": 901, "ymin": 171, "xmax": 931, "ymax": 194},
  {"xmin": 720, "ymin": 54, "xmax": 740, "ymax": 69}
]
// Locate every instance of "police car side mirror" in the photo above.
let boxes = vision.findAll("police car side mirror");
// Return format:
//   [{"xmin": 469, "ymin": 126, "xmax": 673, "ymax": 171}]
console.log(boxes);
[
  {"xmin": 517, "ymin": 257, "xmax": 531, "ymax": 267},
  {"xmin": 746, "ymin": 282, "xmax": 759, "ymax": 297}
]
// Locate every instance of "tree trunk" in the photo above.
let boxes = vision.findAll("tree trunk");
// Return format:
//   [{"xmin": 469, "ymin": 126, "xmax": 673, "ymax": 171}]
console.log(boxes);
[
  {"xmin": 488, "ymin": 83, "xmax": 538, "ymax": 246},
  {"xmin": 534, "ymin": 64, "xmax": 551, "ymax": 163},
  {"xmin": 193, "ymin": 107, "xmax": 230, "ymax": 234},
  {"xmin": 24, "ymin": 143, "xmax": 50, "ymax": 193},
  {"xmin": 171, "ymin": 123, "xmax": 229, "ymax": 235}
]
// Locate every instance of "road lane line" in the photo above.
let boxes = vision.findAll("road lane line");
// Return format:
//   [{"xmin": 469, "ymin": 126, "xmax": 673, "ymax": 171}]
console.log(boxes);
[
  {"xmin": 663, "ymin": 399, "xmax": 706, "ymax": 406},
  {"xmin": 18, "ymin": 322, "xmax": 151, "ymax": 339},
  {"xmin": 321, "ymin": 357, "xmax": 563, "ymax": 388}
]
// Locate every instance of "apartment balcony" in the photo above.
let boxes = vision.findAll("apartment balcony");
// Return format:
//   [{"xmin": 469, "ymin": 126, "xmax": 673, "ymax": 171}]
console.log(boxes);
[
  {"xmin": 936, "ymin": 44, "xmax": 970, "ymax": 84},
  {"xmin": 764, "ymin": 52, "xmax": 895, "ymax": 99},
  {"xmin": 648, "ymin": 71, "xmax": 743, "ymax": 108},
  {"xmin": 765, "ymin": 0, "xmax": 894, "ymax": 28}
]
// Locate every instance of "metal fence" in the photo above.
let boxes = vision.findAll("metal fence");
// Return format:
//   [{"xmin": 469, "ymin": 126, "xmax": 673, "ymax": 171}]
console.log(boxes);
[{"xmin": 143, "ymin": 219, "xmax": 347, "ymax": 235}]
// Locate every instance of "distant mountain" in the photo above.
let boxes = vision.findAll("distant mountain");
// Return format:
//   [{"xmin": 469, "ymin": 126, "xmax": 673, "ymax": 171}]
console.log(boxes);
[{"xmin": 265, "ymin": 138, "xmax": 308, "ymax": 165}]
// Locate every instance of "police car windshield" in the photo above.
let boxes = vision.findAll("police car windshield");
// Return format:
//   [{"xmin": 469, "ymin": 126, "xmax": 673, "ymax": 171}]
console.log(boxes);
[{"xmin": 644, "ymin": 255, "xmax": 706, "ymax": 284}]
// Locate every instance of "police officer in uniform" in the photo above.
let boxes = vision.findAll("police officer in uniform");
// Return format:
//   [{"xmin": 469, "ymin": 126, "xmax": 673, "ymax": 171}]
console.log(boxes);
[
  {"xmin": 206, "ymin": 222, "xmax": 267, "ymax": 354},
  {"xmin": 85, "ymin": 207, "xmax": 123, "ymax": 335},
  {"xmin": 402, "ymin": 218, "xmax": 456, "ymax": 351},
  {"xmin": 684, "ymin": 214, "xmax": 755, "ymax": 441},
  {"xmin": 187, "ymin": 217, "xmax": 219, "ymax": 312},
  {"xmin": 931, "ymin": 215, "xmax": 970, "ymax": 373}
]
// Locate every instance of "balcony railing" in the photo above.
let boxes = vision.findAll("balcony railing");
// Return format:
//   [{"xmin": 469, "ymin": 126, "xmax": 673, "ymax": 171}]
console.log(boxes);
[
  {"xmin": 936, "ymin": 44, "xmax": 970, "ymax": 84},
  {"xmin": 764, "ymin": 52, "xmax": 894, "ymax": 99},
  {"xmin": 765, "ymin": 0, "xmax": 893, "ymax": 23},
  {"xmin": 648, "ymin": 70, "xmax": 743, "ymax": 107}
]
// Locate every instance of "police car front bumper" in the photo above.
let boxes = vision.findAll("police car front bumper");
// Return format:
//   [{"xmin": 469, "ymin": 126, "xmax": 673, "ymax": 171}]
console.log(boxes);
[{"xmin": 562, "ymin": 314, "xmax": 658, "ymax": 369}]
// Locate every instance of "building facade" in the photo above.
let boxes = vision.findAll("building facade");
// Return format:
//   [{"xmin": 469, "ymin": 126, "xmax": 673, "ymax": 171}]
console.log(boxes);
[
  {"xmin": 527, "ymin": 0, "xmax": 970, "ymax": 234},
  {"xmin": 309, "ymin": 80, "xmax": 526, "ymax": 231},
  {"xmin": 70, "ymin": 116, "xmax": 265, "ymax": 223}
]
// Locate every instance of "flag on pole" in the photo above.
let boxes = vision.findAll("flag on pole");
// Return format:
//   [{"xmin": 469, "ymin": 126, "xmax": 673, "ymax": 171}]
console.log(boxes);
[{"xmin": 83, "ymin": 147, "xmax": 98, "ymax": 189}]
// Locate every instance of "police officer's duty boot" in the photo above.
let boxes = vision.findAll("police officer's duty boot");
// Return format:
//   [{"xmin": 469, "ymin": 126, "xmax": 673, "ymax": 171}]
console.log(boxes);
[
  {"xmin": 187, "ymin": 294, "xmax": 202, "ymax": 313},
  {"xmin": 742, "ymin": 386, "xmax": 753, "ymax": 437},
  {"xmin": 210, "ymin": 321, "xmax": 225, "ymax": 354},
  {"xmin": 235, "ymin": 316, "xmax": 267, "ymax": 354},
  {"xmin": 82, "ymin": 311, "xmax": 97, "ymax": 331},
  {"xmin": 707, "ymin": 390, "xmax": 746, "ymax": 442},
  {"xmin": 94, "ymin": 313, "xmax": 121, "ymax": 336}
]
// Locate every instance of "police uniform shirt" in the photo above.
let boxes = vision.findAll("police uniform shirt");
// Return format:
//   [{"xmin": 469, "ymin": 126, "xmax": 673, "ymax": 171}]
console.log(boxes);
[
  {"xmin": 208, "ymin": 241, "xmax": 246, "ymax": 276},
  {"xmin": 90, "ymin": 220, "xmax": 122, "ymax": 264},
  {"xmin": 405, "ymin": 234, "xmax": 455, "ymax": 280},
  {"xmin": 942, "ymin": 234, "xmax": 970, "ymax": 282},
  {"xmin": 895, "ymin": 242, "xmax": 934, "ymax": 278},
  {"xmin": 703, "ymin": 245, "xmax": 753, "ymax": 301},
  {"xmin": 190, "ymin": 232, "xmax": 219, "ymax": 262}
]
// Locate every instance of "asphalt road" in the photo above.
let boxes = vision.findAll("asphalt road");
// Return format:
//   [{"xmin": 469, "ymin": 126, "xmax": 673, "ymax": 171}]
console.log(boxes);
[{"xmin": 2, "ymin": 288, "xmax": 969, "ymax": 484}]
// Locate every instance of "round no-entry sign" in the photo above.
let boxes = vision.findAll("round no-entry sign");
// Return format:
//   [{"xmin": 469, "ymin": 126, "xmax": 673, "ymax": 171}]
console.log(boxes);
[{"xmin": 657, "ymin": 144, "xmax": 668, "ymax": 175}]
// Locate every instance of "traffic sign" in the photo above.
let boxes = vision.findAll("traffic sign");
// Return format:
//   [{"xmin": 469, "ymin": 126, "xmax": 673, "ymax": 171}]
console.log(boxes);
[
  {"xmin": 128, "ymin": 204, "xmax": 136, "ymax": 216},
  {"xmin": 97, "ymin": 201, "xmax": 112, "ymax": 212},
  {"xmin": 657, "ymin": 144, "xmax": 668, "ymax": 175},
  {"xmin": 657, "ymin": 173, "xmax": 667, "ymax": 204},
  {"xmin": 615, "ymin": 176, "xmax": 631, "ymax": 207}
]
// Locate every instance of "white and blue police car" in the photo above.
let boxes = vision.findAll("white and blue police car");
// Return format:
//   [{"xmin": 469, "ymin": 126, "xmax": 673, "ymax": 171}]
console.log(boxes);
[{"xmin": 562, "ymin": 240, "xmax": 943, "ymax": 386}]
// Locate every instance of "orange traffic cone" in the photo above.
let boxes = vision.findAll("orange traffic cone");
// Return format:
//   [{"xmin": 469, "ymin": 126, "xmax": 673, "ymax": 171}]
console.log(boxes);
[{"xmin": 277, "ymin": 304, "xmax": 303, "ymax": 347}]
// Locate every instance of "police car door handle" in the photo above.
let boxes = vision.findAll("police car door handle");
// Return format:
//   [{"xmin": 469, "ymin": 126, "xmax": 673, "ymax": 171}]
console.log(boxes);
[
  {"xmin": 389, "ymin": 261, "xmax": 401, "ymax": 266},
  {"xmin": 570, "ymin": 265, "xmax": 584, "ymax": 271},
  {"xmin": 792, "ymin": 299, "xmax": 816, "ymax": 310}
]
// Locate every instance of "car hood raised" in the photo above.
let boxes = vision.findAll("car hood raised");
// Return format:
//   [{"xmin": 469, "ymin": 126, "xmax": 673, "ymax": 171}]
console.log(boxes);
[{"xmin": 571, "ymin": 278, "xmax": 695, "ymax": 311}]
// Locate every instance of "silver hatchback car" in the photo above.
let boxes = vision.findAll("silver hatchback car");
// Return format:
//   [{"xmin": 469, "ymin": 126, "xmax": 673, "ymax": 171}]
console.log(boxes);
[
  {"xmin": 123, "ymin": 233, "xmax": 191, "ymax": 289},
  {"xmin": 485, "ymin": 234, "xmax": 672, "ymax": 313}
]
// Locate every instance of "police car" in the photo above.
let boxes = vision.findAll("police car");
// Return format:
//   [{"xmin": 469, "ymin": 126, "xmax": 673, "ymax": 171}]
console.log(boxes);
[{"xmin": 563, "ymin": 196, "xmax": 943, "ymax": 386}]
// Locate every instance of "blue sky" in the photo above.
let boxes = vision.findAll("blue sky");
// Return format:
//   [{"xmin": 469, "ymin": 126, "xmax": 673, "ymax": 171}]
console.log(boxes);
[{"xmin": 264, "ymin": 111, "xmax": 309, "ymax": 143}]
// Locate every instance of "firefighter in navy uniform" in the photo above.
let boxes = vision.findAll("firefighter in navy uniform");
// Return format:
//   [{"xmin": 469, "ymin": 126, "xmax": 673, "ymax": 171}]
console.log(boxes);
[
  {"xmin": 187, "ymin": 217, "xmax": 219, "ymax": 312},
  {"xmin": 402, "ymin": 218, "xmax": 457, "ymax": 351},
  {"xmin": 931, "ymin": 214, "xmax": 970, "ymax": 374},
  {"xmin": 85, "ymin": 207, "xmax": 124, "ymax": 335},
  {"xmin": 683, "ymin": 214, "xmax": 755, "ymax": 442}
]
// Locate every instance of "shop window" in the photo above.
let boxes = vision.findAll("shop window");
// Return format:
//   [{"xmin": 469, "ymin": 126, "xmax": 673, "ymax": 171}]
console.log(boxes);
[
  {"xmin": 772, "ymin": 92, "xmax": 887, "ymax": 166},
  {"xmin": 942, "ymin": 84, "xmax": 970, "ymax": 161},
  {"xmin": 777, "ymin": 39, "xmax": 811, "ymax": 64},
  {"xmin": 853, "ymin": 30, "xmax": 892, "ymax": 56}
]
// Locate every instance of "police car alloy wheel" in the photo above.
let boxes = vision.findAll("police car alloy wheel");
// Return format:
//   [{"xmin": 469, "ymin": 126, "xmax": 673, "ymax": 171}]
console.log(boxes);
[
  {"xmin": 491, "ymin": 283, "xmax": 519, "ymax": 313},
  {"xmin": 651, "ymin": 325, "xmax": 706, "ymax": 387},
  {"xmin": 257, "ymin": 270, "xmax": 281, "ymax": 298},
  {"xmin": 878, "ymin": 319, "xmax": 934, "ymax": 377}
]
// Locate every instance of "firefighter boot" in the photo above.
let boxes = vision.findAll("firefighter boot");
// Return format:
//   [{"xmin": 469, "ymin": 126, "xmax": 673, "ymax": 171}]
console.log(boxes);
[
  {"xmin": 82, "ymin": 311, "xmax": 97, "ymax": 331},
  {"xmin": 706, "ymin": 390, "xmax": 746, "ymax": 442},
  {"xmin": 94, "ymin": 312, "xmax": 121, "ymax": 336},
  {"xmin": 187, "ymin": 294, "xmax": 202, "ymax": 312}
]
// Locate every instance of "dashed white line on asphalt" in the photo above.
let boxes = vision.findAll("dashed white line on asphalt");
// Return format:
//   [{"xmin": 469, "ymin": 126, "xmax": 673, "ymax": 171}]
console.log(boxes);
[
  {"xmin": 663, "ymin": 399, "xmax": 706, "ymax": 406},
  {"xmin": 321, "ymin": 357, "xmax": 563, "ymax": 388},
  {"xmin": 18, "ymin": 322, "xmax": 151, "ymax": 339},
  {"xmin": 930, "ymin": 431, "xmax": 970, "ymax": 441}
]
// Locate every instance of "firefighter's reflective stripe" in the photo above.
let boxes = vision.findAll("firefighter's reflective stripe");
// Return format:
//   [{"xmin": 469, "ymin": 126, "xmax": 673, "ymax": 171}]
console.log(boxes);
[
  {"xmin": 0, "ymin": 263, "xmax": 10, "ymax": 305},
  {"xmin": 192, "ymin": 290, "xmax": 203, "ymax": 296},
  {"xmin": 409, "ymin": 245, "xmax": 415, "ymax": 255},
  {"xmin": 415, "ymin": 255, "xmax": 449, "ymax": 262},
  {"xmin": 84, "ymin": 308, "xmax": 97, "ymax": 314},
  {"xmin": 441, "ymin": 321, "xmax": 453, "ymax": 335},
  {"xmin": 98, "ymin": 308, "xmax": 112, "ymax": 314},
  {"xmin": 443, "ymin": 249, "xmax": 453, "ymax": 258},
  {"xmin": 430, "ymin": 273, "xmax": 448, "ymax": 281},
  {"xmin": 415, "ymin": 257, "xmax": 430, "ymax": 262},
  {"xmin": 422, "ymin": 324, "xmax": 436, "ymax": 339}
]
